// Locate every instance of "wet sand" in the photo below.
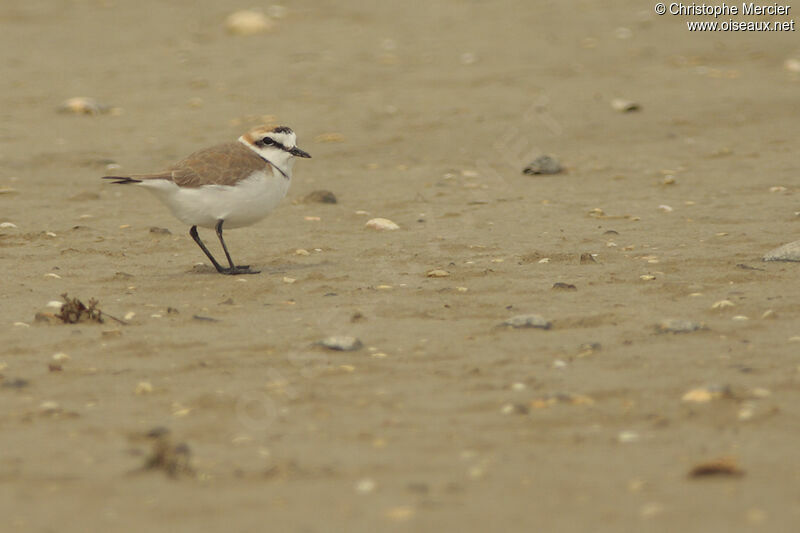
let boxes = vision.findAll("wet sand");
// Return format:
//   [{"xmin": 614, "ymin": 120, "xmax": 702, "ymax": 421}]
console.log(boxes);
[{"xmin": 1, "ymin": 1, "xmax": 800, "ymax": 531}]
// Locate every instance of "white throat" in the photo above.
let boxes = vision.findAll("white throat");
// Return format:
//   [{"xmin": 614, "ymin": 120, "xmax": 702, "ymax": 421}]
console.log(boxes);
[{"xmin": 238, "ymin": 136, "xmax": 294, "ymax": 178}]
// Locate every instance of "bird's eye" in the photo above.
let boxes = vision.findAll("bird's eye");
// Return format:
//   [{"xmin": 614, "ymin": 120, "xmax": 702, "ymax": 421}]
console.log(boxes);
[{"xmin": 260, "ymin": 137, "xmax": 275, "ymax": 146}]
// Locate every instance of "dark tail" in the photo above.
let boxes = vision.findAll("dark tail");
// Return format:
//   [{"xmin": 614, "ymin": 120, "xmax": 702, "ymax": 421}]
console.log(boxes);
[{"xmin": 102, "ymin": 176, "xmax": 142, "ymax": 184}]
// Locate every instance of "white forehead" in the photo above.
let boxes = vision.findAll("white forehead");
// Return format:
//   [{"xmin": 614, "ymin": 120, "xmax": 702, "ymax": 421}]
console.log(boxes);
[{"xmin": 268, "ymin": 130, "xmax": 296, "ymax": 148}]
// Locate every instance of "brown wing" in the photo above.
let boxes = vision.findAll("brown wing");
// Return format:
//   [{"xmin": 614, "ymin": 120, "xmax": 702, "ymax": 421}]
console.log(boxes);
[
  {"xmin": 105, "ymin": 142, "xmax": 269, "ymax": 188},
  {"xmin": 165, "ymin": 142, "xmax": 269, "ymax": 188}
]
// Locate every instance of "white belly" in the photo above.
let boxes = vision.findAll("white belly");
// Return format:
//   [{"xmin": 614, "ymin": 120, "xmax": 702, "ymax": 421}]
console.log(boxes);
[{"xmin": 140, "ymin": 170, "xmax": 290, "ymax": 229}]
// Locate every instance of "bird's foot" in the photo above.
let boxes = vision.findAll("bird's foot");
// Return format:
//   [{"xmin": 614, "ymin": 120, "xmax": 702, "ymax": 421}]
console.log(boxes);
[{"xmin": 217, "ymin": 265, "xmax": 260, "ymax": 275}]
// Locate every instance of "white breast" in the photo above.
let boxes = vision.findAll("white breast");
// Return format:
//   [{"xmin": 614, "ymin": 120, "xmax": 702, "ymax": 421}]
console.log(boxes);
[{"xmin": 140, "ymin": 170, "xmax": 290, "ymax": 229}]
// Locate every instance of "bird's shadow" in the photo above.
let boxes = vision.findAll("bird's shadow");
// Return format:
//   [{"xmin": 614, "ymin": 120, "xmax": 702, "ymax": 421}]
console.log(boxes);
[{"xmin": 187, "ymin": 260, "xmax": 333, "ymax": 276}]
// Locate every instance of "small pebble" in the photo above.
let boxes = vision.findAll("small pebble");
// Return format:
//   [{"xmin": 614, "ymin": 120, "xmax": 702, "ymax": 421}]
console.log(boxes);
[
  {"xmin": 52, "ymin": 352, "xmax": 70, "ymax": 362},
  {"xmin": 0, "ymin": 222, "xmax": 17, "ymax": 229},
  {"xmin": 501, "ymin": 402, "xmax": 529, "ymax": 415},
  {"xmin": 1, "ymin": 378, "xmax": 28, "ymax": 389},
  {"xmin": 688, "ymin": 457, "xmax": 744, "ymax": 478},
  {"xmin": 317, "ymin": 336, "xmax": 363, "ymax": 351},
  {"xmin": 366, "ymin": 218, "xmax": 399, "ymax": 231},
  {"xmin": 302, "ymin": 190, "xmax": 337, "ymax": 204},
  {"xmin": 578, "ymin": 343, "xmax": 601, "ymax": 356},
  {"xmin": 530, "ymin": 392, "xmax": 594, "ymax": 409},
  {"xmin": 657, "ymin": 204, "xmax": 673, "ymax": 213},
  {"xmin": 618, "ymin": 430, "xmax": 640, "ymax": 444},
  {"xmin": 656, "ymin": 318, "xmax": 706, "ymax": 333},
  {"xmin": 785, "ymin": 58, "xmax": 800, "ymax": 73},
  {"xmin": 522, "ymin": 155, "xmax": 563, "ymax": 175},
  {"xmin": 763, "ymin": 240, "xmax": 800, "ymax": 262},
  {"xmin": 282, "ymin": 277, "xmax": 296, "ymax": 284},
  {"xmin": 426, "ymin": 269, "xmax": 450, "ymax": 278},
  {"xmin": 502, "ymin": 314, "xmax": 552, "ymax": 330}
]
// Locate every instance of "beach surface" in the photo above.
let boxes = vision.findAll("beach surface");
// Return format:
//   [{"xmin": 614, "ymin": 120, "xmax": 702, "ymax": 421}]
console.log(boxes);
[{"xmin": 1, "ymin": 1, "xmax": 799, "ymax": 531}]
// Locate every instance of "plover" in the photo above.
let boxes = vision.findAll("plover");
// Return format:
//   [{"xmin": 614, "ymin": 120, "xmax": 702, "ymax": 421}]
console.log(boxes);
[{"xmin": 103, "ymin": 125, "xmax": 310, "ymax": 275}]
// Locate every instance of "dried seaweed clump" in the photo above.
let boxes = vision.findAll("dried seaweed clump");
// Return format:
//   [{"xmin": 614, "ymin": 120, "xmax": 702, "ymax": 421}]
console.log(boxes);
[
  {"xmin": 57, "ymin": 293, "xmax": 104, "ymax": 324},
  {"xmin": 142, "ymin": 427, "xmax": 195, "ymax": 478}
]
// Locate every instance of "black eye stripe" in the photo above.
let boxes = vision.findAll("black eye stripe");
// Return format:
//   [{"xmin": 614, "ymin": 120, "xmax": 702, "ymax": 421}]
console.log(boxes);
[{"xmin": 257, "ymin": 136, "xmax": 297, "ymax": 153}]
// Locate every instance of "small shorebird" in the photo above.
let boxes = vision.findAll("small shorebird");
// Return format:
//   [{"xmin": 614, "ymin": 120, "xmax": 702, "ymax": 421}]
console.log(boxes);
[{"xmin": 103, "ymin": 125, "xmax": 310, "ymax": 275}]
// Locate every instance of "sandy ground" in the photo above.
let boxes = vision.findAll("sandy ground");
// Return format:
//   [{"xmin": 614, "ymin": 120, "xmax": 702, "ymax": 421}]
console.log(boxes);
[{"xmin": 1, "ymin": 1, "xmax": 800, "ymax": 531}]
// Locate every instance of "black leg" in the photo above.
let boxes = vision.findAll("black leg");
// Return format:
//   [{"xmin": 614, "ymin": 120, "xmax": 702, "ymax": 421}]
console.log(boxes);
[
  {"xmin": 189, "ymin": 225, "xmax": 227, "ymax": 273},
  {"xmin": 214, "ymin": 219, "xmax": 260, "ymax": 275}
]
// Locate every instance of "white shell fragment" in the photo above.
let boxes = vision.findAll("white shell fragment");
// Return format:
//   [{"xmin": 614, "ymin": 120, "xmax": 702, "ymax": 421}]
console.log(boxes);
[
  {"xmin": 763, "ymin": 240, "xmax": 800, "ymax": 262},
  {"xmin": 426, "ymin": 269, "xmax": 450, "ymax": 278},
  {"xmin": 711, "ymin": 300, "xmax": 735, "ymax": 309},
  {"xmin": 656, "ymin": 318, "xmax": 707, "ymax": 333},
  {"xmin": 225, "ymin": 10, "xmax": 275, "ymax": 35},
  {"xmin": 502, "ymin": 314, "xmax": 552, "ymax": 330},
  {"xmin": 58, "ymin": 97, "xmax": 112, "ymax": 115},
  {"xmin": 317, "ymin": 336, "xmax": 363, "ymax": 351},
  {"xmin": 682, "ymin": 385, "xmax": 731, "ymax": 403},
  {"xmin": 611, "ymin": 98, "xmax": 640, "ymax": 112},
  {"xmin": 0, "ymin": 222, "xmax": 17, "ymax": 229},
  {"xmin": 135, "ymin": 381, "xmax": 154, "ymax": 395},
  {"xmin": 355, "ymin": 478, "xmax": 376, "ymax": 494},
  {"xmin": 365, "ymin": 218, "xmax": 399, "ymax": 231},
  {"xmin": 785, "ymin": 58, "xmax": 800, "ymax": 73},
  {"xmin": 39, "ymin": 401, "xmax": 62, "ymax": 414}
]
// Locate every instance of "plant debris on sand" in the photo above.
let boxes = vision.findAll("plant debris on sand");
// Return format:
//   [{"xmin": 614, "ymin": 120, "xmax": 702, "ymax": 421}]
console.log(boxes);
[
  {"xmin": 141, "ymin": 427, "xmax": 195, "ymax": 478},
  {"xmin": 56, "ymin": 293, "xmax": 105, "ymax": 324}
]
